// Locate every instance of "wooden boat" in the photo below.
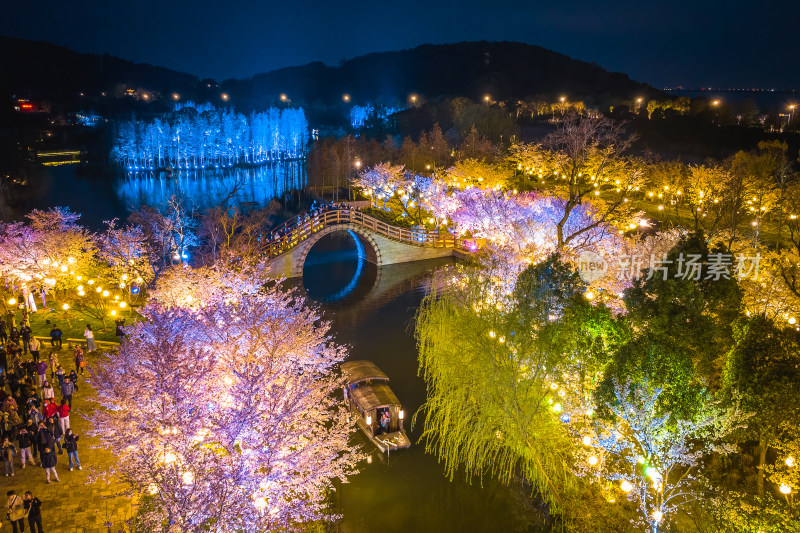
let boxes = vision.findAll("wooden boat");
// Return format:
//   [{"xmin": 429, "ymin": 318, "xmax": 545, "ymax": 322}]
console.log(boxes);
[{"xmin": 341, "ymin": 360, "xmax": 411, "ymax": 453}]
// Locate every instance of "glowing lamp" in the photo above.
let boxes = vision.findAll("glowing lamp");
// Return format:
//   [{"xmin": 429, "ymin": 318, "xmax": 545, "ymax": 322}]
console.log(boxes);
[
  {"xmin": 552, "ymin": 403, "xmax": 562, "ymax": 413},
  {"xmin": 136, "ymin": 277, "xmax": 143, "ymax": 284},
  {"xmin": 488, "ymin": 330, "xmax": 496, "ymax": 338},
  {"xmin": 637, "ymin": 456, "xmax": 646, "ymax": 464},
  {"xmin": 60, "ymin": 265, "xmax": 68, "ymax": 272},
  {"xmin": 585, "ymin": 291, "xmax": 595, "ymax": 300},
  {"xmin": 119, "ymin": 282, "xmax": 126, "ymax": 288},
  {"xmin": 163, "ymin": 452, "xmax": 176, "ymax": 464},
  {"xmin": 62, "ymin": 304, "xmax": 69, "ymax": 311},
  {"xmin": 780, "ymin": 484, "xmax": 792, "ymax": 494},
  {"xmin": 148, "ymin": 483, "xmax": 159, "ymax": 495},
  {"xmin": 87, "ymin": 279, "xmax": 95, "ymax": 285},
  {"xmin": 122, "ymin": 274, "xmax": 128, "ymax": 281},
  {"xmin": 254, "ymin": 497, "xmax": 267, "ymax": 511},
  {"xmin": 119, "ymin": 302, "xmax": 127, "ymax": 308},
  {"xmin": 67, "ymin": 257, "xmax": 75, "ymax": 264},
  {"xmin": 102, "ymin": 290, "xmax": 109, "ymax": 297},
  {"xmin": 653, "ymin": 510, "xmax": 663, "ymax": 523},
  {"xmin": 620, "ymin": 480, "xmax": 633, "ymax": 493},
  {"xmin": 787, "ymin": 456, "xmax": 796, "ymax": 467},
  {"xmin": 789, "ymin": 317, "xmax": 797, "ymax": 325},
  {"xmin": 582, "ymin": 436, "xmax": 591, "ymax": 446},
  {"xmin": 95, "ymin": 287, "xmax": 102, "ymax": 293},
  {"xmin": 588, "ymin": 456, "xmax": 598, "ymax": 466},
  {"xmin": 182, "ymin": 471, "xmax": 194, "ymax": 485},
  {"xmin": 550, "ymin": 383, "xmax": 559, "ymax": 390},
  {"xmin": 110, "ymin": 310, "xmax": 117, "ymax": 316},
  {"xmin": 366, "ymin": 414, "xmax": 372, "ymax": 426},
  {"xmin": 76, "ymin": 276, "xmax": 82, "ymax": 280},
  {"xmin": 399, "ymin": 410, "xmax": 404, "ymax": 420},
  {"xmin": 7, "ymin": 298, "xmax": 16, "ymax": 305},
  {"xmin": 78, "ymin": 291, "xmax": 85, "ymax": 296}
]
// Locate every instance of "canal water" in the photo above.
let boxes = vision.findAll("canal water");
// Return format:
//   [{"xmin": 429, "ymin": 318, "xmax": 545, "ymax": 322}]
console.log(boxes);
[{"xmin": 302, "ymin": 233, "xmax": 544, "ymax": 533}]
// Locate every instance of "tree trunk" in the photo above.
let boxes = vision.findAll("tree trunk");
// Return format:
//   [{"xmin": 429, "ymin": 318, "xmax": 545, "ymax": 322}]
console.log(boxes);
[{"xmin": 757, "ymin": 438, "xmax": 767, "ymax": 497}]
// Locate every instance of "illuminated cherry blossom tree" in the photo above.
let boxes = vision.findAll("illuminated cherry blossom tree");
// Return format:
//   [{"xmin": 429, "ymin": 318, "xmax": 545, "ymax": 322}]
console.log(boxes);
[
  {"xmin": 0, "ymin": 207, "xmax": 96, "ymax": 307},
  {"xmin": 87, "ymin": 273, "xmax": 359, "ymax": 532}
]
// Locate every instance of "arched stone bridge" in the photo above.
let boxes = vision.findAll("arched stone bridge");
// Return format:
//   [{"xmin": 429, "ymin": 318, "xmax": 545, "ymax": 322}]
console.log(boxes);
[{"xmin": 265, "ymin": 208, "xmax": 466, "ymax": 278}]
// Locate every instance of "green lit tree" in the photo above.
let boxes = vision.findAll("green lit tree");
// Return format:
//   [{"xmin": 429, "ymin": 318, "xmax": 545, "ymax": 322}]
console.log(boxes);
[
  {"xmin": 722, "ymin": 315, "xmax": 800, "ymax": 497},
  {"xmin": 414, "ymin": 255, "xmax": 619, "ymax": 512}
]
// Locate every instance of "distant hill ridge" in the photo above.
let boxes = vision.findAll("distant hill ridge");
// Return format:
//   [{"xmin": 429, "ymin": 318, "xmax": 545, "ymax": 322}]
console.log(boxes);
[{"xmin": 0, "ymin": 37, "xmax": 660, "ymax": 105}]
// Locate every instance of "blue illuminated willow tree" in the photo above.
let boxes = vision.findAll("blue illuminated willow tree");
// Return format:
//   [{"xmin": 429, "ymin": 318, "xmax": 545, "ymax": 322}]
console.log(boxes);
[{"xmin": 111, "ymin": 102, "xmax": 309, "ymax": 170}]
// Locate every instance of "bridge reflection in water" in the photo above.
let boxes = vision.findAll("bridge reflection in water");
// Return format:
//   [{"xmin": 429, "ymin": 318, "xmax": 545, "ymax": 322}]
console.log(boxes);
[{"xmin": 115, "ymin": 162, "xmax": 304, "ymax": 210}]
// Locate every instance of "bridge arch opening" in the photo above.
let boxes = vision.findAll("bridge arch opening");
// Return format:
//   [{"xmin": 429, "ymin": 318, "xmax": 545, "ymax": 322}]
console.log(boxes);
[{"xmin": 302, "ymin": 229, "xmax": 378, "ymax": 303}]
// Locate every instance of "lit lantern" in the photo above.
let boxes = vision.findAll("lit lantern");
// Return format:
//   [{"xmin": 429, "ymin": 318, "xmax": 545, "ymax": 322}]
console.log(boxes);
[
  {"xmin": 119, "ymin": 302, "xmax": 127, "ymax": 308},
  {"xmin": 254, "ymin": 497, "xmax": 267, "ymax": 511},
  {"xmin": 7, "ymin": 298, "xmax": 16, "ymax": 306},
  {"xmin": 88, "ymin": 279, "xmax": 95, "ymax": 285},
  {"xmin": 163, "ymin": 452, "xmax": 176, "ymax": 464},
  {"xmin": 78, "ymin": 291, "xmax": 85, "ymax": 297},
  {"xmin": 653, "ymin": 510, "xmax": 663, "ymax": 523},
  {"xmin": 182, "ymin": 471, "xmax": 194, "ymax": 485},
  {"xmin": 122, "ymin": 274, "xmax": 128, "ymax": 281},
  {"xmin": 102, "ymin": 290, "xmax": 109, "ymax": 297},
  {"xmin": 119, "ymin": 282, "xmax": 126, "ymax": 289},
  {"xmin": 582, "ymin": 436, "xmax": 591, "ymax": 446},
  {"xmin": 399, "ymin": 410, "xmax": 404, "ymax": 420},
  {"xmin": 136, "ymin": 277, "xmax": 143, "ymax": 284},
  {"xmin": 147, "ymin": 483, "xmax": 159, "ymax": 495},
  {"xmin": 77, "ymin": 285, "xmax": 84, "ymax": 291},
  {"xmin": 76, "ymin": 276, "xmax": 82, "ymax": 281},
  {"xmin": 588, "ymin": 456, "xmax": 598, "ymax": 466},
  {"xmin": 787, "ymin": 456, "xmax": 796, "ymax": 467},
  {"xmin": 62, "ymin": 303, "xmax": 69, "ymax": 311},
  {"xmin": 365, "ymin": 414, "xmax": 372, "ymax": 426},
  {"xmin": 620, "ymin": 480, "xmax": 633, "ymax": 493},
  {"xmin": 60, "ymin": 265, "xmax": 68, "ymax": 272},
  {"xmin": 585, "ymin": 291, "xmax": 595, "ymax": 300},
  {"xmin": 110, "ymin": 310, "xmax": 117, "ymax": 316},
  {"xmin": 780, "ymin": 484, "xmax": 792, "ymax": 495}
]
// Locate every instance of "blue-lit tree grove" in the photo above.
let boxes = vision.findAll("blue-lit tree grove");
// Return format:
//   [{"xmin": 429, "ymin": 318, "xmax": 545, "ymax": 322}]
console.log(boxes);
[{"xmin": 111, "ymin": 102, "xmax": 309, "ymax": 171}]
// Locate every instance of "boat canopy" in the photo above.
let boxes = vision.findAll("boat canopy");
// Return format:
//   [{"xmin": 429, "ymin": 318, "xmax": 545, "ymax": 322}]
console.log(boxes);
[
  {"xmin": 350, "ymin": 382, "xmax": 400, "ymax": 411},
  {"xmin": 341, "ymin": 360, "xmax": 389, "ymax": 385}
]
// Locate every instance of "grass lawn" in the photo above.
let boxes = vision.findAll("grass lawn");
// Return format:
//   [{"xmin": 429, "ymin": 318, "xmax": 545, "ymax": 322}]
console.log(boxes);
[{"xmin": 7, "ymin": 297, "xmax": 142, "ymax": 344}]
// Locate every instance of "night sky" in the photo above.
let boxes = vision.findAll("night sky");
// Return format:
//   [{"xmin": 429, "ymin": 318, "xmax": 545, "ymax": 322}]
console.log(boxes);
[{"xmin": 1, "ymin": 0, "xmax": 796, "ymax": 89}]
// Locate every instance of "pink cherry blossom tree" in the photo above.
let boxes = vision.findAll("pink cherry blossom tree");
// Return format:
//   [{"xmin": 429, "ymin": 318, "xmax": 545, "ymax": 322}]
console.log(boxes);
[{"xmin": 87, "ymin": 271, "xmax": 360, "ymax": 532}]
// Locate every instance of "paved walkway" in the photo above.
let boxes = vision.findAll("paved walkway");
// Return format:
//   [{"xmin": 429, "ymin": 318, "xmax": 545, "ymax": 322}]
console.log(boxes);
[{"xmin": 0, "ymin": 347, "xmax": 134, "ymax": 532}]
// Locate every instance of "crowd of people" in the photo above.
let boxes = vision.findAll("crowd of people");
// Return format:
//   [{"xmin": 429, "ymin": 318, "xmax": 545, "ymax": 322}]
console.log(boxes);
[{"xmin": 0, "ymin": 309, "xmax": 91, "ymax": 533}]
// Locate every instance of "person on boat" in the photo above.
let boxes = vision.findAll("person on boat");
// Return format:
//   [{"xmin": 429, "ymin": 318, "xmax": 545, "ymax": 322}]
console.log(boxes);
[{"xmin": 379, "ymin": 411, "xmax": 389, "ymax": 434}]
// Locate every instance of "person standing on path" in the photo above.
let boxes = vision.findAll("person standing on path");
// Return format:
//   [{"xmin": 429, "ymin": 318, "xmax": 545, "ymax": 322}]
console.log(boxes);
[
  {"xmin": 40, "ymin": 382, "xmax": 54, "ymax": 403},
  {"xmin": 40, "ymin": 446, "xmax": 59, "ymax": 484},
  {"xmin": 57, "ymin": 399, "xmax": 70, "ymax": 434},
  {"xmin": 63, "ymin": 428, "xmax": 81, "ymax": 471},
  {"xmin": 60, "ymin": 378, "xmax": 74, "ymax": 410},
  {"xmin": 19, "ymin": 325, "xmax": 31, "ymax": 356},
  {"xmin": 17, "ymin": 427, "xmax": 33, "ymax": 468},
  {"xmin": 83, "ymin": 325, "xmax": 96, "ymax": 352},
  {"xmin": 0, "ymin": 321, "xmax": 7, "ymax": 344},
  {"xmin": 73, "ymin": 346, "xmax": 84, "ymax": 375},
  {"xmin": 1, "ymin": 437, "xmax": 16, "ymax": 477},
  {"xmin": 47, "ymin": 351, "xmax": 58, "ymax": 380},
  {"xmin": 5, "ymin": 490, "xmax": 25, "ymax": 533},
  {"xmin": 34, "ymin": 360, "xmax": 46, "ymax": 389},
  {"xmin": 23, "ymin": 492, "xmax": 42, "ymax": 533},
  {"xmin": 28, "ymin": 337, "xmax": 40, "ymax": 364}
]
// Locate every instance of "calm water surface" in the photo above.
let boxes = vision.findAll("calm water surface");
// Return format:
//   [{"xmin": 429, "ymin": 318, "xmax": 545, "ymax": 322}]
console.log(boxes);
[{"xmin": 302, "ymin": 233, "xmax": 544, "ymax": 533}]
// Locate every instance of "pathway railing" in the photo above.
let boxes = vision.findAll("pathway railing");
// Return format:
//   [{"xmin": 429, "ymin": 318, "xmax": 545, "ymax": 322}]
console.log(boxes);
[{"xmin": 265, "ymin": 208, "xmax": 465, "ymax": 258}]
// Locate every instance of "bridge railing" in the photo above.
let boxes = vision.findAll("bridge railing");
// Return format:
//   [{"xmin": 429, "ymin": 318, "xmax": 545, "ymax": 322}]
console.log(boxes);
[{"xmin": 265, "ymin": 208, "xmax": 465, "ymax": 258}]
